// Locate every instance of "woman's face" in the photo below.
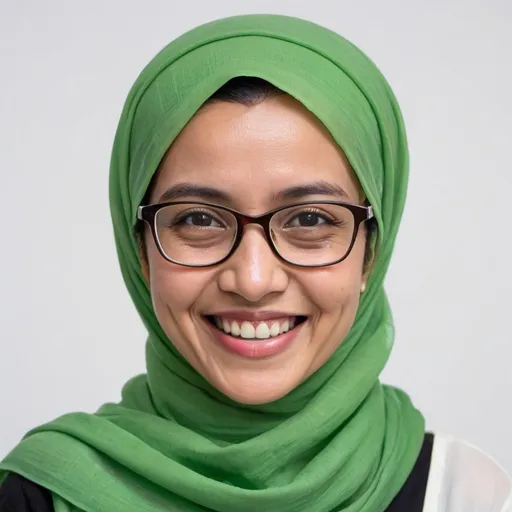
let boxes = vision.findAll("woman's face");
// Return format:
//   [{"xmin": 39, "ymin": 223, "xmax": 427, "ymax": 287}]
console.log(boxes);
[{"xmin": 142, "ymin": 94, "xmax": 369, "ymax": 404}]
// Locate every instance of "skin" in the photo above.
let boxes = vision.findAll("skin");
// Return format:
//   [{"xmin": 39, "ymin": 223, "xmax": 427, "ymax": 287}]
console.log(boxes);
[{"xmin": 141, "ymin": 94, "xmax": 370, "ymax": 405}]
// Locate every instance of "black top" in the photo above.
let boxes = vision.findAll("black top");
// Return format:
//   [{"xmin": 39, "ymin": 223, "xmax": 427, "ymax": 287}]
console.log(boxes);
[{"xmin": 0, "ymin": 433, "xmax": 434, "ymax": 511}]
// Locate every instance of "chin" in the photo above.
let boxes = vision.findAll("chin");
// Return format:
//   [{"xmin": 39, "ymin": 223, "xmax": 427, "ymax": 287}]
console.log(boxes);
[
  {"xmin": 224, "ymin": 389, "xmax": 290, "ymax": 406},
  {"xmin": 212, "ymin": 372, "xmax": 300, "ymax": 405}
]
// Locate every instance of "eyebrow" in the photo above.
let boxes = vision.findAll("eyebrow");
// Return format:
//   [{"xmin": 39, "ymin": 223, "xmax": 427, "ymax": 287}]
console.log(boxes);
[
  {"xmin": 158, "ymin": 183, "xmax": 231, "ymax": 203},
  {"xmin": 271, "ymin": 181, "xmax": 349, "ymax": 201},
  {"xmin": 157, "ymin": 180, "xmax": 349, "ymax": 204}
]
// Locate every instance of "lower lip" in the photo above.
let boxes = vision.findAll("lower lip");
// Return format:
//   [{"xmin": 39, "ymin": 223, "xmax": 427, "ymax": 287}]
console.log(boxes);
[{"xmin": 206, "ymin": 319, "xmax": 303, "ymax": 358}]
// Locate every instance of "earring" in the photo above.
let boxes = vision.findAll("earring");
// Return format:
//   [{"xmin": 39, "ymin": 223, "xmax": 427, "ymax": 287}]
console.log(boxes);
[{"xmin": 360, "ymin": 282, "xmax": 366, "ymax": 294}]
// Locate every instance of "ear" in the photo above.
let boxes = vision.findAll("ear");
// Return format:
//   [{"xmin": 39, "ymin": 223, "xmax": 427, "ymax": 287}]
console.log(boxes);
[
  {"xmin": 360, "ymin": 264, "xmax": 372, "ymax": 294},
  {"xmin": 361, "ymin": 220, "xmax": 377, "ymax": 291},
  {"xmin": 137, "ymin": 234, "xmax": 150, "ymax": 283},
  {"xmin": 141, "ymin": 253, "xmax": 150, "ymax": 283},
  {"xmin": 362, "ymin": 245, "xmax": 375, "ymax": 281},
  {"xmin": 360, "ymin": 264, "xmax": 373, "ymax": 294}
]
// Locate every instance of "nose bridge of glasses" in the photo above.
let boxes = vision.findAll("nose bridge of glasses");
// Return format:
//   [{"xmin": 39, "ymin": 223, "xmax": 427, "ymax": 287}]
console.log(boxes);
[
  {"xmin": 237, "ymin": 210, "xmax": 272, "ymax": 230},
  {"xmin": 235, "ymin": 210, "xmax": 276, "ymax": 245},
  {"xmin": 234, "ymin": 212, "xmax": 273, "ymax": 250},
  {"xmin": 219, "ymin": 210, "xmax": 275, "ymax": 266}
]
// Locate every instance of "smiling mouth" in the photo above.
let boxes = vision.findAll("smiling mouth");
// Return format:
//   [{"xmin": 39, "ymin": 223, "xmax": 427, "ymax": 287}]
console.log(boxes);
[{"xmin": 205, "ymin": 315, "xmax": 307, "ymax": 340}]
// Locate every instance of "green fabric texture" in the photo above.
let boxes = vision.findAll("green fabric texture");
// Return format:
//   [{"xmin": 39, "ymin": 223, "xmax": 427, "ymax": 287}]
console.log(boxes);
[{"xmin": 0, "ymin": 14, "xmax": 425, "ymax": 512}]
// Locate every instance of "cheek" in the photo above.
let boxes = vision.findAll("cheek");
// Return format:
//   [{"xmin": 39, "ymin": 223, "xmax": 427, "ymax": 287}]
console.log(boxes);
[
  {"xmin": 301, "ymin": 241, "xmax": 365, "ymax": 316},
  {"xmin": 302, "ymin": 268, "xmax": 361, "ymax": 317},
  {"xmin": 146, "ymin": 246, "xmax": 214, "ymax": 323},
  {"xmin": 293, "ymin": 239, "xmax": 366, "ymax": 376}
]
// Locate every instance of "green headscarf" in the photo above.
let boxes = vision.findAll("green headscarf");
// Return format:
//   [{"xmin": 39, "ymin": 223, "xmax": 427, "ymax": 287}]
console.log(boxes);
[{"xmin": 1, "ymin": 14, "xmax": 424, "ymax": 512}]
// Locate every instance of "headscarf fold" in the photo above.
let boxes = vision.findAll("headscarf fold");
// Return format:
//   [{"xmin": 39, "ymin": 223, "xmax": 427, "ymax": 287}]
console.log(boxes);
[{"xmin": 1, "ymin": 14, "xmax": 424, "ymax": 511}]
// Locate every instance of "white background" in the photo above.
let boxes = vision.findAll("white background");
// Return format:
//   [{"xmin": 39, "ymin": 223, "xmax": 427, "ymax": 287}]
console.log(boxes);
[{"xmin": 1, "ymin": 0, "xmax": 511, "ymax": 471}]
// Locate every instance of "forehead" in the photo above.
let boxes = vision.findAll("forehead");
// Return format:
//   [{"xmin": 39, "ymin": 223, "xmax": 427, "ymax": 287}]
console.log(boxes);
[{"xmin": 150, "ymin": 95, "xmax": 362, "ymax": 207}]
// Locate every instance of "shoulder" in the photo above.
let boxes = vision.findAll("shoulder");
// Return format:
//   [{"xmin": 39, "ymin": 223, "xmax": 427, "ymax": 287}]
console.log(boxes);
[
  {"xmin": 423, "ymin": 433, "xmax": 512, "ymax": 511},
  {"xmin": 0, "ymin": 473, "xmax": 54, "ymax": 512}
]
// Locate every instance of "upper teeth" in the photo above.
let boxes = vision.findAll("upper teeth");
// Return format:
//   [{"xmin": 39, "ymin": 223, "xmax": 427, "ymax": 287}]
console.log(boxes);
[{"xmin": 213, "ymin": 317, "xmax": 296, "ymax": 340}]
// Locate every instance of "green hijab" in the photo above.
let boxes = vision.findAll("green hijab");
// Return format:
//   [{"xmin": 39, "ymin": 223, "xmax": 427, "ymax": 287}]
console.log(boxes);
[{"xmin": 1, "ymin": 14, "xmax": 424, "ymax": 512}]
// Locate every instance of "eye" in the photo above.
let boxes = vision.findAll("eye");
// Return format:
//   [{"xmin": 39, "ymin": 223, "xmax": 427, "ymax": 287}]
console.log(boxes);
[
  {"xmin": 179, "ymin": 212, "xmax": 223, "ymax": 227},
  {"xmin": 287, "ymin": 211, "xmax": 329, "ymax": 228}
]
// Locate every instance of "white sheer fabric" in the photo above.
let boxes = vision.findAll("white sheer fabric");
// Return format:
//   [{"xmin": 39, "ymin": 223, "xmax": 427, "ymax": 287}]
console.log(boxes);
[{"xmin": 423, "ymin": 433, "xmax": 512, "ymax": 511}]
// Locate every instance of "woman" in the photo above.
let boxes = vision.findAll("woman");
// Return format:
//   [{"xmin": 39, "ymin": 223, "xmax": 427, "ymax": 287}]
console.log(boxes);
[{"xmin": 1, "ymin": 13, "xmax": 510, "ymax": 512}]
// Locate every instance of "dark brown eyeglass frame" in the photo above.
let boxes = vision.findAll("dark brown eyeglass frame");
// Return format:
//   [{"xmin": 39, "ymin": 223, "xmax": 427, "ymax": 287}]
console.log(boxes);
[{"xmin": 137, "ymin": 200, "xmax": 374, "ymax": 268}]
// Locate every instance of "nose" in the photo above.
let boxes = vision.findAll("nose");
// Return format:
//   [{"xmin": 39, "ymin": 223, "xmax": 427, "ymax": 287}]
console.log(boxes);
[{"xmin": 217, "ymin": 225, "xmax": 289, "ymax": 302}]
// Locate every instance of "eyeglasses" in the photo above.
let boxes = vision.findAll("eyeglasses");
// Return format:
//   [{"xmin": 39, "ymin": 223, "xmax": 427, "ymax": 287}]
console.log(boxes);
[{"xmin": 137, "ymin": 201, "xmax": 374, "ymax": 268}]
